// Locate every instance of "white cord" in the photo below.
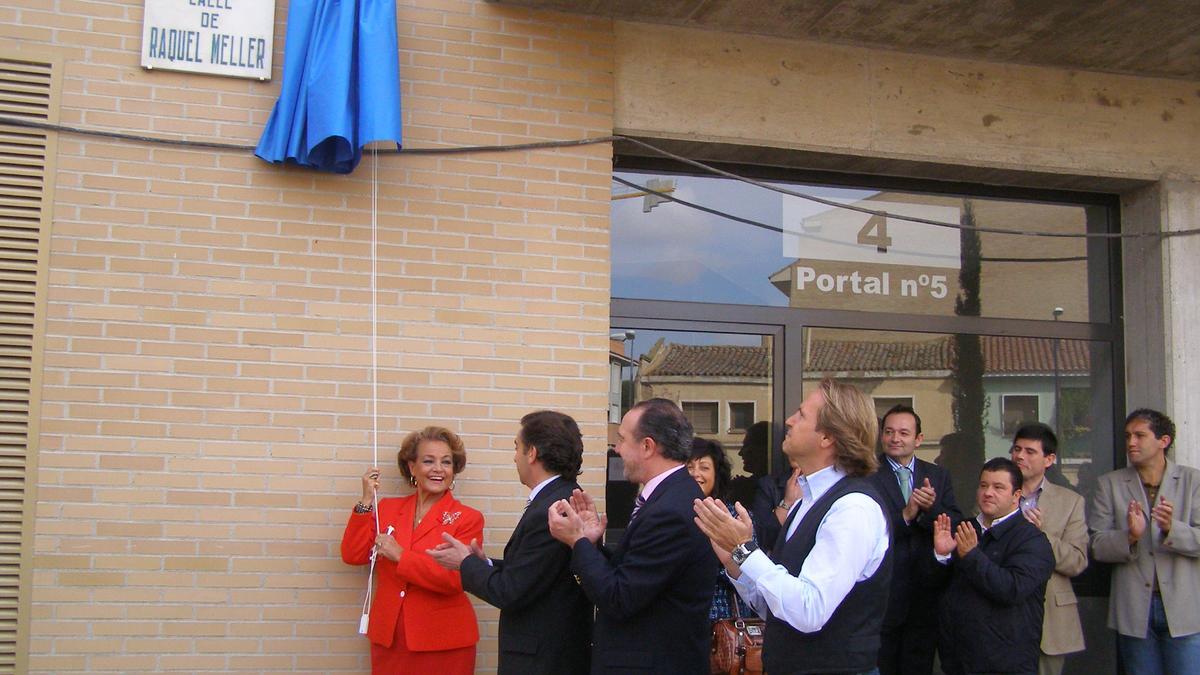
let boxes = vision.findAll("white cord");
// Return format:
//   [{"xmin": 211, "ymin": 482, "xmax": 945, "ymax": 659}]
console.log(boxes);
[
  {"xmin": 370, "ymin": 144, "xmax": 381, "ymax": 530},
  {"xmin": 361, "ymin": 145, "xmax": 383, "ymax": 632}
]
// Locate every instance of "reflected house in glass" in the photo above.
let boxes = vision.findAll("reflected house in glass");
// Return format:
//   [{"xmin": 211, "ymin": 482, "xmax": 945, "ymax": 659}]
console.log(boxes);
[
  {"xmin": 634, "ymin": 339, "xmax": 773, "ymax": 475},
  {"xmin": 981, "ymin": 337, "xmax": 1095, "ymax": 465},
  {"xmin": 633, "ymin": 335, "xmax": 1092, "ymax": 488}
]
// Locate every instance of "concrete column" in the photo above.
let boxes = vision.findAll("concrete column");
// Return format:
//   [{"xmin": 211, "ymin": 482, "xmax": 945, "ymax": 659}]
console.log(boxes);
[
  {"xmin": 1162, "ymin": 181, "xmax": 1200, "ymax": 468},
  {"xmin": 1121, "ymin": 180, "xmax": 1200, "ymax": 468}
]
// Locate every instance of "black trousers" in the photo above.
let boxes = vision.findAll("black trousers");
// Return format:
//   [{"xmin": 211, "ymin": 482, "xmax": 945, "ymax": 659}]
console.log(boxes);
[{"xmin": 877, "ymin": 615, "xmax": 938, "ymax": 675}]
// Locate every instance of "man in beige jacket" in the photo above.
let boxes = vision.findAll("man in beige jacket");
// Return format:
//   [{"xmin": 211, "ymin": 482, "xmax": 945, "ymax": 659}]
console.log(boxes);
[
  {"xmin": 1010, "ymin": 422, "xmax": 1087, "ymax": 675},
  {"xmin": 1091, "ymin": 409, "xmax": 1200, "ymax": 675}
]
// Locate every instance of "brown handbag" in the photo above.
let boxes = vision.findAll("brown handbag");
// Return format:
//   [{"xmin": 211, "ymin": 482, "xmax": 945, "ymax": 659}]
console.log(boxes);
[{"xmin": 709, "ymin": 585, "xmax": 765, "ymax": 675}]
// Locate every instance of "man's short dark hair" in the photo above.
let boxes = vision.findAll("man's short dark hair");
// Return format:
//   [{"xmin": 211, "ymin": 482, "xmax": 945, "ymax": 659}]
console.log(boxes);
[
  {"xmin": 981, "ymin": 457, "xmax": 1023, "ymax": 492},
  {"xmin": 689, "ymin": 437, "xmax": 733, "ymax": 500},
  {"xmin": 1125, "ymin": 408, "xmax": 1176, "ymax": 452},
  {"xmin": 881, "ymin": 404, "xmax": 922, "ymax": 436},
  {"xmin": 519, "ymin": 410, "xmax": 583, "ymax": 479},
  {"xmin": 1012, "ymin": 422, "xmax": 1058, "ymax": 456},
  {"xmin": 631, "ymin": 398, "xmax": 693, "ymax": 462}
]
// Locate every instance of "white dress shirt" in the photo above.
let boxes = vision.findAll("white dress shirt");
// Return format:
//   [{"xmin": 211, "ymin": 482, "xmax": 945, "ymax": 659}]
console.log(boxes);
[{"xmin": 730, "ymin": 464, "xmax": 889, "ymax": 632}]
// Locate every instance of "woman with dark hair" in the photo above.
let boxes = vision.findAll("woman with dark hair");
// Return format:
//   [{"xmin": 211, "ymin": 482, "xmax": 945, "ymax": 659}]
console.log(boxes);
[
  {"xmin": 341, "ymin": 426, "xmax": 484, "ymax": 674},
  {"xmin": 687, "ymin": 437, "xmax": 753, "ymax": 622}
]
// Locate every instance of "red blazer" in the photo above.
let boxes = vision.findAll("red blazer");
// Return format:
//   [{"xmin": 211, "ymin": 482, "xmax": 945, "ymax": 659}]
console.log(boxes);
[{"xmin": 341, "ymin": 492, "xmax": 484, "ymax": 651}]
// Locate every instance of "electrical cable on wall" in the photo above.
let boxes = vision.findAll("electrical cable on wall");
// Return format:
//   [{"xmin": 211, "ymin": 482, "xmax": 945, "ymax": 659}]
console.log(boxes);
[{"xmin": 2, "ymin": 114, "xmax": 1196, "ymax": 240}]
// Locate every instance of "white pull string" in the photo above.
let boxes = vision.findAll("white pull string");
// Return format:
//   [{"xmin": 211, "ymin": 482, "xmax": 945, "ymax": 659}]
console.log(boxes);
[
  {"xmin": 360, "ymin": 145, "xmax": 383, "ymax": 634},
  {"xmin": 370, "ymin": 143, "xmax": 381, "ymax": 530}
]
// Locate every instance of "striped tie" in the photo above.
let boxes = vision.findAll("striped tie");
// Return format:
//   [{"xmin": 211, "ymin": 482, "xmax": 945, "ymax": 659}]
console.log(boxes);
[{"xmin": 629, "ymin": 493, "xmax": 647, "ymax": 522}]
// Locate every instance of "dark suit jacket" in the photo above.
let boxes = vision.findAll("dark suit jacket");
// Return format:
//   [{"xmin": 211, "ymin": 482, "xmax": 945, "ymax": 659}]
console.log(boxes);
[
  {"xmin": 933, "ymin": 512, "xmax": 1055, "ymax": 675},
  {"xmin": 570, "ymin": 466, "xmax": 717, "ymax": 674},
  {"xmin": 459, "ymin": 476, "xmax": 592, "ymax": 675},
  {"xmin": 867, "ymin": 455, "xmax": 962, "ymax": 631}
]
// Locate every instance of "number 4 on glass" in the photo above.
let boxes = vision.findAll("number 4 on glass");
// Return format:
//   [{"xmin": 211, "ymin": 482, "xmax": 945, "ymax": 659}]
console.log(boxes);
[{"xmin": 857, "ymin": 214, "xmax": 892, "ymax": 253}]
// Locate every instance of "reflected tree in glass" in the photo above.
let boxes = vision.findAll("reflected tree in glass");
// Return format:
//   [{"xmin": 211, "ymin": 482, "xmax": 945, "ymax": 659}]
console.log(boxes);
[{"xmin": 950, "ymin": 200, "xmax": 986, "ymax": 508}]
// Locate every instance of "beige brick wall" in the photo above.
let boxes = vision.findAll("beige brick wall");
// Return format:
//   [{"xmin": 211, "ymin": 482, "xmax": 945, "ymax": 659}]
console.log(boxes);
[{"xmin": 10, "ymin": 1, "xmax": 614, "ymax": 671}]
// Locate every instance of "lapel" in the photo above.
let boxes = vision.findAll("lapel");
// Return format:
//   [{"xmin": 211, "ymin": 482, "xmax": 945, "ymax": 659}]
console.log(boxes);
[
  {"xmin": 620, "ymin": 466, "xmax": 685, "ymax": 548},
  {"xmin": 1118, "ymin": 465, "xmax": 1152, "ymax": 513},
  {"xmin": 506, "ymin": 476, "xmax": 566, "ymax": 557},
  {"xmin": 389, "ymin": 495, "xmax": 418, "ymax": 550},
  {"xmin": 642, "ymin": 466, "xmax": 681, "ymax": 510},
  {"xmin": 876, "ymin": 455, "xmax": 906, "ymax": 509},
  {"xmin": 1111, "ymin": 468, "xmax": 1139, "ymax": 521},
  {"xmin": 411, "ymin": 491, "xmax": 458, "ymax": 546},
  {"xmin": 1159, "ymin": 459, "xmax": 1182, "ymax": 508},
  {"xmin": 1037, "ymin": 482, "xmax": 1066, "ymax": 532},
  {"xmin": 911, "ymin": 457, "xmax": 925, "ymax": 490},
  {"xmin": 1153, "ymin": 460, "xmax": 1183, "ymax": 537},
  {"xmin": 873, "ymin": 454, "xmax": 902, "ymax": 506}
]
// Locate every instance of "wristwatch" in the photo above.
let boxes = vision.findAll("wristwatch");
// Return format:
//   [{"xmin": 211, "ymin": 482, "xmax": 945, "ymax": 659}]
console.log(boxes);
[
  {"xmin": 776, "ymin": 499, "xmax": 792, "ymax": 510},
  {"xmin": 730, "ymin": 540, "xmax": 759, "ymax": 566}
]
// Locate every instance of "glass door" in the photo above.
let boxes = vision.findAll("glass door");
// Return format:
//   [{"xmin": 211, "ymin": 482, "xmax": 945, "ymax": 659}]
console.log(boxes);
[{"xmin": 606, "ymin": 325, "xmax": 783, "ymax": 537}]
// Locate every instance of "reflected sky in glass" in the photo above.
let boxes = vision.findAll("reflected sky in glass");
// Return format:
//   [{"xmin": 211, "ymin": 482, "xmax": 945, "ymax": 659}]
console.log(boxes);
[{"xmin": 612, "ymin": 171, "xmax": 876, "ymax": 306}]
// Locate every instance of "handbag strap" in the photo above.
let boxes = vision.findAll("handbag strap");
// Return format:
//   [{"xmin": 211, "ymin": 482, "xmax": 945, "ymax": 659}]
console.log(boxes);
[
  {"xmin": 726, "ymin": 581, "xmax": 742, "ymax": 621},
  {"xmin": 726, "ymin": 583, "xmax": 747, "ymax": 675}
]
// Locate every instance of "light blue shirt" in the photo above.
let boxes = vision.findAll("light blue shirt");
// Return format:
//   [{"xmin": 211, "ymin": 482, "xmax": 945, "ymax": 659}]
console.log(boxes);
[{"xmin": 731, "ymin": 464, "xmax": 889, "ymax": 632}]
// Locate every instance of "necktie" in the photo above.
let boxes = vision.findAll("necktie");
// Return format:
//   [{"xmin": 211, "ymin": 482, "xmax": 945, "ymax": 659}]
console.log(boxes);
[
  {"xmin": 629, "ymin": 493, "xmax": 646, "ymax": 522},
  {"xmin": 897, "ymin": 465, "xmax": 912, "ymax": 502}
]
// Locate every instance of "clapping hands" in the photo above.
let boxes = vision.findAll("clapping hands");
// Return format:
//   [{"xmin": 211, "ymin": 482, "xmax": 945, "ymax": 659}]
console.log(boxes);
[{"xmin": 933, "ymin": 513, "xmax": 978, "ymax": 559}]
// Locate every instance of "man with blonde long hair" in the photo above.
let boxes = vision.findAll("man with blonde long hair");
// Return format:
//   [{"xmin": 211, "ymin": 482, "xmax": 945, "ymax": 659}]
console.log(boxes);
[{"xmin": 695, "ymin": 378, "xmax": 893, "ymax": 675}]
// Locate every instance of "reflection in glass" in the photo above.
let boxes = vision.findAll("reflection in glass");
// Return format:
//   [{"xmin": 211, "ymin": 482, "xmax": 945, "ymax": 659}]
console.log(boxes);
[
  {"xmin": 613, "ymin": 171, "xmax": 1101, "ymax": 322},
  {"xmin": 606, "ymin": 329, "xmax": 775, "ymax": 528},
  {"xmin": 799, "ymin": 328, "xmax": 1113, "ymax": 513}
]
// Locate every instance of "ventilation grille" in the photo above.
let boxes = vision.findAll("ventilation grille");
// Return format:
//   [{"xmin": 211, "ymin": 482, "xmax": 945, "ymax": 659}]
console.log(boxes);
[{"xmin": 0, "ymin": 55, "xmax": 54, "ymax": 674}]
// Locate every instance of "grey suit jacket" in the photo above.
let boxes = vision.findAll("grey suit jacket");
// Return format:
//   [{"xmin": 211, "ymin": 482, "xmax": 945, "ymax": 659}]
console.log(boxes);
[
  {"xmin": 1089, "ymin": 460, "xmax": 1200, "ymax": 638},
  {"xmin": 1036, "ymin": 481, "xmax": 1087, "ymax": 655}
]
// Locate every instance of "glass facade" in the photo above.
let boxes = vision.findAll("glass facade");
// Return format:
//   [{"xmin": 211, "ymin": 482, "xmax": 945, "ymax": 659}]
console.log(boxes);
[{"xmin": 609, "ymin": 163, "xmax": 1123, "ymax": 674}]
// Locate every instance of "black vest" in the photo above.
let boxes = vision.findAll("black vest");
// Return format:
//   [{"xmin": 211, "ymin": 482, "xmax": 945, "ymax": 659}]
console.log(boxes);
[{"xmin": 763, "ymin": 475, "xmax": 893, "ymax": 675}]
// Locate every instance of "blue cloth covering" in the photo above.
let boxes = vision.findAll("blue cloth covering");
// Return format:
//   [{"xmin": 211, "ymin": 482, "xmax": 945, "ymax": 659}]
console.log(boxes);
[{"xmin": 255, "ymin": 0, "xmax": 402, "ymax": 174}]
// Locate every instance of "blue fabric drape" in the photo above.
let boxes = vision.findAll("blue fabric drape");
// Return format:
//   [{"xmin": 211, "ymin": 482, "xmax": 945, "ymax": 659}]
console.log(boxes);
[{"xmin": 255, "ymin": 0, "xmax": 402, "ymax": 174}]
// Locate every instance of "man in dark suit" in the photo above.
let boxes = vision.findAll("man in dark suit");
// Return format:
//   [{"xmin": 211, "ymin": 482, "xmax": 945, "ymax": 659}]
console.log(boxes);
[
  {"xmin": 428, "ymin": 410, "xmax": 592, "ymax": 674},
  {"xmin": 548, "ymin": 398, "xmax": 717, "ymax": 674},
  {"xmin": 932, "ymin": 457, "xmax": 1055, "ymax": 675},
  {"xmin": 868, "ymin": 404, "xmax": 962, "ymax": 675}
]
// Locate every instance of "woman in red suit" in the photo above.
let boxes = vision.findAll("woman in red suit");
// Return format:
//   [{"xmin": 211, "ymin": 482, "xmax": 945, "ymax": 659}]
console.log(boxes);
[{"xmin": 342, "ymin": 426, "xmax": 484, "ymax": 674}]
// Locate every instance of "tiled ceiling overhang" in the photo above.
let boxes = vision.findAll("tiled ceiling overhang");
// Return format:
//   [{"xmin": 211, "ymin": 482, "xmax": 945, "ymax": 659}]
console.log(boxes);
[{"xmin": 490, "ymin": 0, "xmax": 1200, "ymax": 82}]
